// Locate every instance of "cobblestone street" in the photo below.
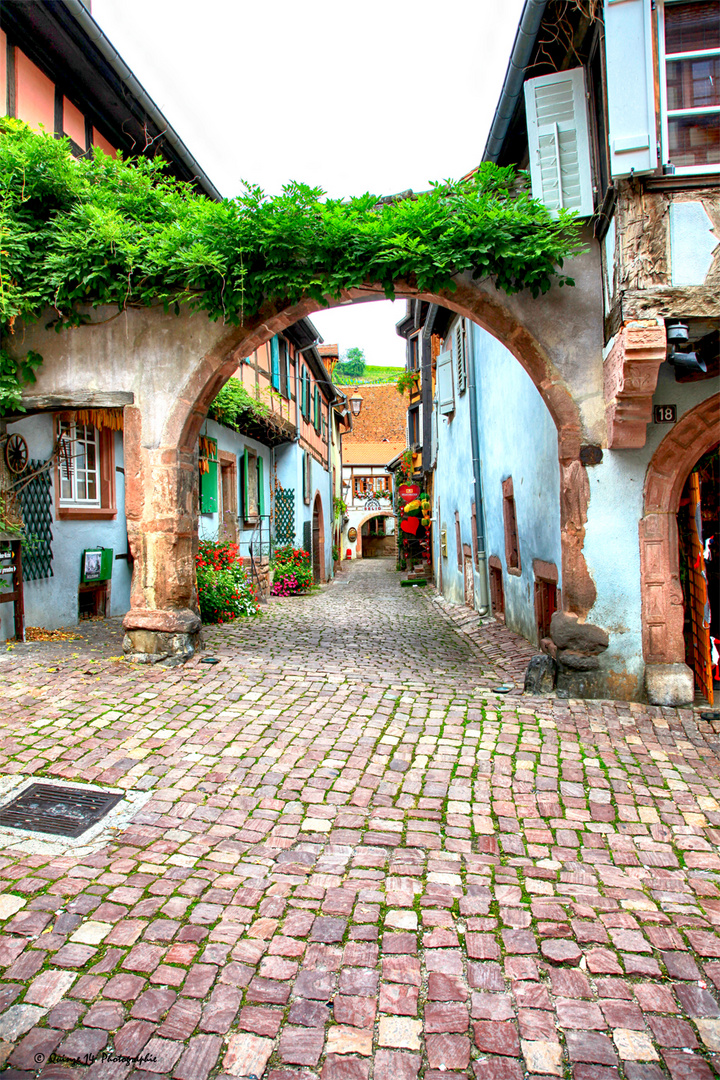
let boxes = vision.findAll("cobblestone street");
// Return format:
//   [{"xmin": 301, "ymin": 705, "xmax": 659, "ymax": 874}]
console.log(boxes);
[{"xmin": 1, "ymin": 559, "xmax": 720, "ymax": 1080}]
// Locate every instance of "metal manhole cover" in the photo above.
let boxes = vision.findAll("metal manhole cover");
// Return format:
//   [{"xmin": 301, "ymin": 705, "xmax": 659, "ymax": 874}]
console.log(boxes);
[{"xmin": 0, "ymin": 784, "xmax": 123, "ymax": 837}]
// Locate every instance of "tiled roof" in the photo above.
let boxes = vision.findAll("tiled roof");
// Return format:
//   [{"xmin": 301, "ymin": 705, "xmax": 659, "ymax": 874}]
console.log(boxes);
[
  {"xmin": 343, "ymin": 441, "xmax": 405, "ymax": 465},
  {"xmin": 336, "ymin": 383, "xmax": 406, "ymax": 444}
]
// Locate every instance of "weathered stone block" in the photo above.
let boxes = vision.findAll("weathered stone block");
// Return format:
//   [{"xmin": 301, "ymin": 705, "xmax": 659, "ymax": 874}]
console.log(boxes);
[
  {"xmin": 550, "ymin": 612, "xmax": 609, "ymax": 654},
  {"xmin": 524, "ymin": 655, "xmax": 556, "ymax": 694},
  {"xmin": 645, "ymin": 663, "xmax": 694, "ymax": 706}
]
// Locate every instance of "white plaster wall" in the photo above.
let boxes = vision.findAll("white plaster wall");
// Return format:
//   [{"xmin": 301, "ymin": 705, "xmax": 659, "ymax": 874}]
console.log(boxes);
[
  {"xmin": 1, "ymin": 415, "xmax": 131, "ymax": 640},
  {"xmin": 584, "ymin": 361, "xmax": 718, "ymax": 690}
]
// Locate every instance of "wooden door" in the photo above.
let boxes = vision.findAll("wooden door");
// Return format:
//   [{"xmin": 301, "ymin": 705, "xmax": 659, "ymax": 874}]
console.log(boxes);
[{"xmin": 687, "ymin": 471, "xmax": 714, "ymax": 705}]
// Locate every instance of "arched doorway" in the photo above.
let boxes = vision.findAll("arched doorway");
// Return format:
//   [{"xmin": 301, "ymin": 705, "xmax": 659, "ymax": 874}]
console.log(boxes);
[
  {"xmin": 312, "ymin": 493, "xmax": 325, "ymax": 584},
  {"xmin": 357, "ymin": 512, "xmax": 395, "ymax": 559},
  {"xmin": 640, "ymin": 394, "xmax": 720, "ymax": 701}
]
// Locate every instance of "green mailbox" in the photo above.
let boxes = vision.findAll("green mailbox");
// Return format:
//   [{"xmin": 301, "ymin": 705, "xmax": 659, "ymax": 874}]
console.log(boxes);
[{"xmin": 81, "ymin": 548, "xmax": 113, "ymax": 583}]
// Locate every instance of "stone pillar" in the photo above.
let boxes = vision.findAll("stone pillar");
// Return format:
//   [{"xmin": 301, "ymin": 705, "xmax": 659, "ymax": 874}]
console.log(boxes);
[{"xmin": 121, "ymin": 407, "xmax": 202, "ymax": 664}]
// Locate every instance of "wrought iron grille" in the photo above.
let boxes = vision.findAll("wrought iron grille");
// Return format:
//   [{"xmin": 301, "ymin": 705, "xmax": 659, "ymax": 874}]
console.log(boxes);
[
  {"xmin": 18, "ymin": 459, "xmax": 53, "ymax": 581},
  {"xmin": 275, "ymin": 488, "xmax": 295, "ymax": 545}
]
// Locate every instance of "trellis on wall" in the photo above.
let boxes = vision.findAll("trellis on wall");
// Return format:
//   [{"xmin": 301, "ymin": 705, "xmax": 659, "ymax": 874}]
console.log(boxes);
[
  {"xmin": 275, "ymin": 488, "xmax": 295, "ymax": 545},
  {"xmin": 18, "ymin": 460, "xmax": 54, "ymax": 580}
]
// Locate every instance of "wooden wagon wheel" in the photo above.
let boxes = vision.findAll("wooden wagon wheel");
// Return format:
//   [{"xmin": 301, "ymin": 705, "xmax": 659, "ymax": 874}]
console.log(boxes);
[{"xmin": 4, "ymin": 433, "xmax": 28, "ymax": 475}]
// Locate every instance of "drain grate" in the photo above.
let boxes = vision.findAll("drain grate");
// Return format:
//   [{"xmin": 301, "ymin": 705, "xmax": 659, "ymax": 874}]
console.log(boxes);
[{"xmin": 0, "ymin": 784, "xmax": 123, "ymax": 838}]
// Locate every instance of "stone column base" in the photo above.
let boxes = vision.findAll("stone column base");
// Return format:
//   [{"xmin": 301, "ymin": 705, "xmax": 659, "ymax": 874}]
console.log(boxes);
[
  {"xmin": 645, "ymin": 662, "xmax": 695, "ymax": 706},
  {"xmin": 122, "ymin": 609, "xmax": 202, "ymax": 666}
]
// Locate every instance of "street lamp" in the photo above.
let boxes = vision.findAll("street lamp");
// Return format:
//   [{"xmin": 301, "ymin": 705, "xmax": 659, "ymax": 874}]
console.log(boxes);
[{"xmin": 349, "ymin": 392, "xmax": 363, "ymax": 416}]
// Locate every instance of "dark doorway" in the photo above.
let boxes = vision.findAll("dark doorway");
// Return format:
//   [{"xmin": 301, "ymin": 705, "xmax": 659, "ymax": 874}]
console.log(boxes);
[
  {"xmin": 312, "ymin": 494, "xmax": 325, "ymax": 583},
  {"xmin": 678, "ymin": 444, "xmax": 719, "ymax": 705}
]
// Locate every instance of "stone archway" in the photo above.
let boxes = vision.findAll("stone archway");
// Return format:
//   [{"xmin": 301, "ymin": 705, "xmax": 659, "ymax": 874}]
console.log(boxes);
[
  {"xmin": 11, "ymin": 250, "xmax": 603, "ymax": 661},
  {"xmin": 640, "ymin": 394, "xmax": 720, "ymax": 676},
  {"xmin": 355, "ymin": 511, "xmax": 395, "ymax": 559}
]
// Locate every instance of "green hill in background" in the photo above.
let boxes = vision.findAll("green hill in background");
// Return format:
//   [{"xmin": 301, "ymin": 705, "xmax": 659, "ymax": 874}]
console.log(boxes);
[{"xmin": 335, "ymin": 365, "xmax": 404, "ymax": 386}]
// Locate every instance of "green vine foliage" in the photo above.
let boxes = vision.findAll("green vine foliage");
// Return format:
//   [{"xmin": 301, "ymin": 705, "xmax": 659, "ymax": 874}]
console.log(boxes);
[
  {"xmin": 207, "ymin": 378, "xmax": 271, "ymax": 430},
  {"xmin": 0, "ymin": 119, "xmax": 585, "ymax": 412}
]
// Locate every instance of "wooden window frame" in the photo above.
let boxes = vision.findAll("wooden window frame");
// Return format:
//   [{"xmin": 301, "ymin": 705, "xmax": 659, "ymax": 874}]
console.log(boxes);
[
  {"xmin": 533, "ymin": 559, "xmax": 560, "ymax": 643},
  {"xmin": 489, "ymin": 554, "xmax": 505, "ymax": 620},
  {"xmin": 55, "ymin": 419, "xmax": 116, "ymax": 521},
  {"xmin": 502, "ymin": 477, "xmax": 521, "ymax": 575}
]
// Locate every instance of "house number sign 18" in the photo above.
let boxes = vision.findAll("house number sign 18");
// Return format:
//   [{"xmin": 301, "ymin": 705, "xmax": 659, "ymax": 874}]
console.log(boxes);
[{"xmin": 654, "ymin": 405, "xmax": 677, "ymax": 424}]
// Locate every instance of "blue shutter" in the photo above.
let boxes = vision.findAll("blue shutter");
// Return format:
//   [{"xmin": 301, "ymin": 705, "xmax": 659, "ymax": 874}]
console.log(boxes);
[
  {"xmin": 524, "ymin": 68, "xmax": 594, "ymax": 217},
  {"xmin": 270, "ymin": 337, "xmax": 280, "ymax": 390},
  {"xmin": 604, "ymin": 0, "xmax": 657, "ymax": 177},
  {"xmin": 437, "ymin": 349, "xmax": 454, "ymax": 415}
]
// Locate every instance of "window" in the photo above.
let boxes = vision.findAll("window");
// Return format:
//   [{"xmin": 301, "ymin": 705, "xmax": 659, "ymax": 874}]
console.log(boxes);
[
  {"xmin": 241, "ymin": 448, "xmax": 260, "ymax": 521},
  {"xmin": 502, "ymin": 477, "xmax": 520, "ymax": 573},
  {"xmin": 409, "ymin": 406, "xmax": 420, "ymax": 447},
  {"xmin": 409, "ymin": 335, "xmax": 420, "ymax": 370},
  {"xmin": 314, "ymin": 386, "xmax": 322, "ymax": 433},
  {"xmin": 56, "ymin": 420, "xmax": 116, "ymax": 519},
  {"xmin": 660, "ymin": 1, "xmax": 720, "ymax": 171},
  {"xmin": 59, "ymin": 422, "xmax": 100, "ymax": 506},
  {"xmin": 279, "ymin": 338, "xmax": 290, "ymax": 399},
  {"xmin": 353, "ymin": 476, "xmax": 389, "ymax": 498},
  {"xmin": 301, "ymin": 368, "xmax": 311, "ymax": 420},
  {"xmin": 303, "ymin": 450, "xmax": 311, "ymax": 505}
]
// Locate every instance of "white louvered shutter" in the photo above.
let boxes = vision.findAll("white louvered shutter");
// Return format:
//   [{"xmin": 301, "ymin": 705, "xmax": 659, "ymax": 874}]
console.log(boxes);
[
  {"xmin": 455, "ymin": 323, "xmax": 467, "ymax": 394},
  {"xmin": 604, "ymin": 0, "xmax": 657, "ymax": 177},
  {"xmin": 437, "ymin": 349, "xmax": 455, "ymax": 415},
  {"xmin": 524, "ymin": 67, "xmax": 594, "ymax": 218}
]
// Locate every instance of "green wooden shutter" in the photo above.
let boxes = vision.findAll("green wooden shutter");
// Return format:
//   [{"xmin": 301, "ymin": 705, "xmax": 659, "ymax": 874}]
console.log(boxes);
[
  {"xmin": 257, "ymin": 455, "xmax": 265, "ymax": 515},
  {"xmin": 200, "ymin": 438, "xmax": 218, "ymax": 513},
  {"xmin": 314, "ymin": 387, "xmax": 321, "ymax": 432},
  {"xmin": 270, "ymin": 336, "xmax": 280, "ymax": 390}
]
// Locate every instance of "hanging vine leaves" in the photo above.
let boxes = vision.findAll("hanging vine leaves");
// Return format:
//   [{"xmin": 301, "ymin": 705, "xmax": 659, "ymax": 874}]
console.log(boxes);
[{"xmin": 0, "ymin": 119, "xmax": 585, "ymax": 412}]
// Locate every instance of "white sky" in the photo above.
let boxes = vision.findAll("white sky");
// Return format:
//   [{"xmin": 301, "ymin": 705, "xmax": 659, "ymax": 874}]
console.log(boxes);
[{"xmin": 91, "ymin": 0, "xmax": 525, "ymax": 367}]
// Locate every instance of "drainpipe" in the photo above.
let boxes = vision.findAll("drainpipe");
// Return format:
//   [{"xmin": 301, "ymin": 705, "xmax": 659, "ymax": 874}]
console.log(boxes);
[
  {"xmin": 483, "ymin": 0, "xmax": 548, "ymax": 163},
  {"xmin": 465, "ymin": 319, "xmax": 490, "ymax": 615}
]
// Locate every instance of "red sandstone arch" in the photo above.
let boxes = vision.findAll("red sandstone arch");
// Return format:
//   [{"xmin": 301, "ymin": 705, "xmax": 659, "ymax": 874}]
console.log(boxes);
[
  {"xmin": 639, "ymin": 393, "xmax": 720, "ymax": 665},
  {"xmin": 354, "ymin": 510, "xmax": 395, "ymax": 558},
  {"xmin": 151, "ymin": 280, "xmax": 596, "ymax": 627},
  {"xmin": 312, "ymin": 491, "xmax": 325, "ymax": 583}
]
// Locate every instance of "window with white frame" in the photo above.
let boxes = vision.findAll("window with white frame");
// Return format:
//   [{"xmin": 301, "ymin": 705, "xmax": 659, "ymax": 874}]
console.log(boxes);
[
  {"xmin": 660, "ymin": 0, "xmax": 720, "ymax": 172},
  {"xmin": 58, "ymin": 421, "xmax": 101, "ymax": 506}
]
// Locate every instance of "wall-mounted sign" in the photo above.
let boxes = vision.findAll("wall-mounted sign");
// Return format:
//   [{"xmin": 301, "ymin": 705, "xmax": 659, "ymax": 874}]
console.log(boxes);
[
  {"xmin": 81, "ymin": 548, "xmax": 114, "ymax": 583},
  {"xmin": 654, "ymin": 404, "xmax": 677, "ymax": 424},
  {"xmin": 398, "ymin": 483, "xmax": 420, "ymax": 504},
  {"xmin": 347, "ymin": 527, "xmax": 357, "ymax": 542}
]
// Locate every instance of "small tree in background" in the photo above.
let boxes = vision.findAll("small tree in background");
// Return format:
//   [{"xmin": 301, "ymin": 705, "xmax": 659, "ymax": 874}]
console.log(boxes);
[{"xmin": 335, "ymin": 346, "xmax": 366, "ymax": 379}]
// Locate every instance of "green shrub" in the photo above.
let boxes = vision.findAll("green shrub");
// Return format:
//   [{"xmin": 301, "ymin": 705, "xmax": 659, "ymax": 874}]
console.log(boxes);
[{"xmin": 196, "ymin": 540, "xmax": 260, "ymax": 623}]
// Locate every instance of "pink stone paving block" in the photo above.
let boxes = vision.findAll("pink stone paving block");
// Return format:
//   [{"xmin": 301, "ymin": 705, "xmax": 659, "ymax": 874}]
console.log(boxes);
[
  {"xmin": 541, "ymin": 939, "xmax": 582, "ymax": 965},
  {"xmin": 470, "ymin": 992, "xmax": 513, "ymax": 1020},
  {"xmin": 150, "ymin": 963, "xmax": 186, "ymax": 987},
  {"xmin": 586, "ymin": 950, "xmax": 624, "ymax": 976},
  {"xmin": 427, "ymin": 974, "xmax": 468, "ymax": 1001},
  {"xmin": 425, "ymin": 951, "xmax": 463, "ymax": 975},
  {"xmin": 382, "ymin": 955, "xmax": 421, "ymax": 986},
  {"xmin": 662, "ymin": 952, "xmax": 702, "ymax": 980},
  {"xmin": 573, "ymin": 1067, "xmax": 620, "ymax": 1080},
  {"xmin": 502, "ymin": 930, "xmax": 538, "ymax": 955},
  {"xmin": 473, "ymin": 1021, "xmax": 521, "ymax": 1057},
  {"xmin": 686, "ymin": 932, "xmax": 720, "ymax": 958},
  {"xmin": 183, "ymin": 964, "xmax": 218, "ymax": 998},
  {"xmin": 57, "ymin": 1026, "xmax": 109, "ymax": 1061},
  {"xmin": 279, "ymin": 1025, "xmax": 325, "ymax": 1066},
  {"xmin": 157, "ymin": 998, "xmax": 202, "ymax": 1040},
  {"xmin": 673, "ymin": 984, "xmax": 720, "ymax": 1017},
  {"xmin": 555, "ymin": 999, "xmax": 606, "ymax": 1029},
  {"xmin": 647, "ymin": 1016, "xmax": 698, "ymax": 1048},
  {"xmin": 334, "ymin": 995, "xmax": 377, "ymax": 1028},
  {"xmin": 600, "ymin": 1001, "xmax": 645, "ymax": 1029},
  {"xmin": 259, "ymin": 956, "xmax": 299, "ymax": 980},
  {"xmin": 114, "ymin": 1019, "xmax": 155, "ymax": 1058},
  {"xmin": 84, "ymin": 1001, "xmax": 125, "ymax": 1030},
  {"xmin": 342, "ymin": 943, "xmax": 378, "ymax": 966},
  {"xmin": 661, "ymin": 1049, "xmax": 714, "ymax": 1080},
  {"xmin": 383, "ymin": 934, "xmax": 417, "ymax": 954},
  {"xmin": 310, "ymin": 917, "xmax": 346, "ymax": 943},
  {"xmin": 471, "ymin": 1058, "xmax": 524, "ymax": 1080},
  {"xmin": 466, "ymin": 933, "xmax": 501, "ymax": 960},
  {"xmin": 512, "ymin": 982, "xmax": 552, "ymax": 1009},
  {"xmin": 518, "ymin": 1008, "xmax": 560, "ymax": 1041},
  {"xmin": 102, "ymin": 973, "xmax": 146, "ymax": 1000},
  {"xmin": 8, "ymin": 1027, "xmax": 63, "ymax": 1071},
  {"xmin": 379, "ymin": 983, "xmax": 419, "ymax": 1016},
  {"xmin": 565, "ymin": 1031, "xmax": 618, "ymax": 1066},
  {"xmin": 322, "ymin": 1055, "xmax": 371, "ymax": 1080},
  {"xmin": 132, "ymin": 989, "xmax": 177, "ymax": 1019},
  {"xmin": 425, "ymin": 1002, "xmax": 469, "ymax": 1032},
  {"xmin": 426, "ymin": 1033, "xmax": 471, "ymax": 1069},
  {"xmin": 634, "ymin": 984, "xmax": 678, "ymax": 1013},
  {"xmin": 173, "ymin": 1033, "xmax": 222, "ymax": 1080},
  {"xmin": 467, "ymin": 962, "xmax": 505, "ymax": 991},
  {"xmin": 238, "ymin": 1005, "xmax": 284, "ymax": 1037},
  {"xmin": 294, "ymin": 971, "xmax": 336, "ymax": 1000},
  {"xmin": 199, "ymin": 985, "xmax": 241, "ymax": 1033},
  {"xmin": 288, "ymin": 999, "xmax": 331, "ymax": 1027},
  {"xmin": 374, "ymin": 1049, "xmax": 421, "ymax": 1080}
]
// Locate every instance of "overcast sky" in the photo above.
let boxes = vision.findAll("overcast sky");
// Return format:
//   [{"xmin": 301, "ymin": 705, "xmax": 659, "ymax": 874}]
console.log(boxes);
[{"xmin": 92, "ymin": 0, "xmax": 525, "ymax": 367}]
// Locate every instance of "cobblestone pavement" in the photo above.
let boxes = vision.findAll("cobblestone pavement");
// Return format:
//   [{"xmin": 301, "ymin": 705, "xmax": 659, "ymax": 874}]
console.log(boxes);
[{"xmin": 1, "ymin": 560, "xmax": 720, "ymax": 1080}]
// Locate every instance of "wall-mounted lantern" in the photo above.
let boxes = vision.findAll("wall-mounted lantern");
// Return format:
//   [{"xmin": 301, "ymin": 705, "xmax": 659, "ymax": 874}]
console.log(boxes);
[{"xmin": 349, "ymin": 393, "xmax": 363, "ymax": 416}]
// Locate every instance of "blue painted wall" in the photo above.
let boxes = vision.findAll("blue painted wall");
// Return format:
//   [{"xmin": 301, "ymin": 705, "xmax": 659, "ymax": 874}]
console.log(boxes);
[
  {"xmin": 198, "ymin": 419, "xmax": 272, "ymax": 556},
  {"xmin": 1, "ymin": 414, "xmax": 131, "ymax": 639},
  {"xmin": 433, "ymin": 318, "xmax": 562, "ymax": 646}
]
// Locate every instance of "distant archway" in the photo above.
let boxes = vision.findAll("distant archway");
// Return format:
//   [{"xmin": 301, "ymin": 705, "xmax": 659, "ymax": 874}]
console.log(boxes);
[
  {"xmin": 640, "ymin": 394, "xmax": 720, "ymax": 665},
  {"xmin": 356, "ymin": 511, "xmax": 395, "ymax": 559}
]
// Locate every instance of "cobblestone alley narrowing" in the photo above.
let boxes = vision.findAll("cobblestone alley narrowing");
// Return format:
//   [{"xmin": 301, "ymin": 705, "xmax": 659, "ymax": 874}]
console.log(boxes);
[{"xmin": 1, "ymin": 560, "xmax": 720, "ymax": 1080}]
